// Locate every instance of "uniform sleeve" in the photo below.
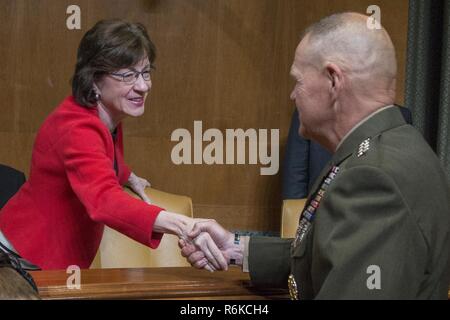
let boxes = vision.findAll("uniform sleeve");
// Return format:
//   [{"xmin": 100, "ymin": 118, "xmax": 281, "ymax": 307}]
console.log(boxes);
[
  {"xmin": 57, "ymin": 121, "xmax": 164, "ymax": 249},
  {"xmin": 312, "ymin": 166, "xmax": 427, "ymax": 299},
  {"xmin": 248, "ymin": 236, "xmax": 292, "ymax": 288}
]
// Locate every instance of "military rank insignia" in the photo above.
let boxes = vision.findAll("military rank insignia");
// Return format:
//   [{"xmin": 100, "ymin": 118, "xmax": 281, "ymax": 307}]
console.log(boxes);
[{"xmin": 293, "ymin": 165, "xmax": 340, "ymax": 248}]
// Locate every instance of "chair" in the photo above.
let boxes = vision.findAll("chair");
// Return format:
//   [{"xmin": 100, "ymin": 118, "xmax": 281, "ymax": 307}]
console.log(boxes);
[
  {"xmin": 90, "ymin": 187, "xmax": 193, "ymax": 268},
  {"xmin": 280, "ymin": 199, "xmax": 307, "ymax": 238},
  {"xmin": 0, "ymin": 164, "xmax": 26, "ymax": 209}
]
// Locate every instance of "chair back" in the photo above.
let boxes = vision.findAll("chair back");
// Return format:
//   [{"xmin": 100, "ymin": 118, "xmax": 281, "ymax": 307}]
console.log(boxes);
[
  {"xmin": 280, "ymin": 199, "xmax": 307, "ymax": 238},
  {"xmin": 90, "ymin": 187, "xmax": 193, "ymax": 268}
]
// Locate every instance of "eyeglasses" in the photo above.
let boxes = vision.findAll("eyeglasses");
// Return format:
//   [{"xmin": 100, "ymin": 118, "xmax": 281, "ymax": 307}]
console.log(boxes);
[{"xmin": 110, "ymin": 67, "xmax": 154, "ymax": 84}]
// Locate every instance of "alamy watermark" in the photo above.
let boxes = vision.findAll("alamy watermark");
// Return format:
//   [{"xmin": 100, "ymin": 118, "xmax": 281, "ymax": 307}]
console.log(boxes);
[
  {"xmin": 366, "ymin": 5, "xmax": 381, "ymax": 30},
  {"xmin": 66, "ymin": 265, "xmax": 81, "ymax": 290},
  {"xmin": 171, "ymin": 121, "xmax": 279, "ymax": 176},
  {"xmin": 366, "ymin": 265, "xmax": 381, "ymax": 290},
  {"xmin": 66, "ymin": 5, "xmax": 81, "ymax": 30}
]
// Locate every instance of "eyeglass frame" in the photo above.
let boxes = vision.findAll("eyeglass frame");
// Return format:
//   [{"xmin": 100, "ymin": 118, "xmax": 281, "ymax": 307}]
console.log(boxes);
[{"xmin": 109, "ymin": 65, "xmax": 155, "ymax": 84}]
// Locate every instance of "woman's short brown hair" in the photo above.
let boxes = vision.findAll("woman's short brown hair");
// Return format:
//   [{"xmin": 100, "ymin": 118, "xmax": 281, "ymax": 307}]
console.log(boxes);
[{"xmin": 71, "ymin": 19, "xmax": 156, "ymax": 107}]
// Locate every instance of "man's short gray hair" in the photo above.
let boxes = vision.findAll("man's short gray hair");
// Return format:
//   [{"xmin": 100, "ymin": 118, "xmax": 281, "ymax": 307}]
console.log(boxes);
[{"xmin": 302, "ymin": 12, "xmax": 397, "ymax": 80}]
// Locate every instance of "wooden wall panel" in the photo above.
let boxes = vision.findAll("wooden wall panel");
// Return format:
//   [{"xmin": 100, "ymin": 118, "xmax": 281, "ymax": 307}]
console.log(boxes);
[{"xmin": 0, "ymin": 0, "xmax": 409, "ymax": 232}]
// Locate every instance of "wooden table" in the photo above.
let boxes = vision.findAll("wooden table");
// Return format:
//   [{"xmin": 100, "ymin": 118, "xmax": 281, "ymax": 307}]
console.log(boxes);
[{"xmin": 30, "ymin": 266, "xmax": 289, "ymax": 300}]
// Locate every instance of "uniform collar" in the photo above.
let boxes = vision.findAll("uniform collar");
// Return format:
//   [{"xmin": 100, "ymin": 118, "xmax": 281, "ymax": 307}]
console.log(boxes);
[
  {"xmin": 331, "ymin": 105, "xmax": 407, "ymax": 166},
  {"xmin": 335, "ymin": 105, "xmax": 394, "ymax": 151}
]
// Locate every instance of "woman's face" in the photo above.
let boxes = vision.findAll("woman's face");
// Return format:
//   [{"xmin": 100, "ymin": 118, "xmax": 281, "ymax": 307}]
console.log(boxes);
[{"xmin": 95, "ymin": 57, "xmax": 152, "ymax": 123}]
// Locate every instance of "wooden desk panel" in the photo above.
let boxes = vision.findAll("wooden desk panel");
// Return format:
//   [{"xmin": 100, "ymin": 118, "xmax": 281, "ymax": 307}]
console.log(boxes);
[{"xmin": 30, "ymin": 267, "xmax": 289, "ymax": 300}]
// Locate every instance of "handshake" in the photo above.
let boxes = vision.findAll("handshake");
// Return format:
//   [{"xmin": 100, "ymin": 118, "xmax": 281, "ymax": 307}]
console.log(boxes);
[
  {"xmin": 153, "ymin": 211, "xmax": 245, "ymax": 272},
  {"xmin": 129, "ymin": 176, "xmax": 245, "ymax": 271},
  {"xmin": 179, "ymin": 218, "xmax": 246, "ymax": 272}
]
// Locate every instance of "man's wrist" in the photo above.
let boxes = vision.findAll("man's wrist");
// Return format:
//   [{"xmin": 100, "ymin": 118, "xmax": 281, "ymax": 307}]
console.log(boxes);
[
  {"xmin": 229, "ymin": 233, "xmax": 241, "ymax": 265},
  {"xmin": 228, "ymin": 234, "xmax": 248, "ymax": 268},
  {"xmin": 241, "ymin": 236, "xmax": 250, "ymax": 272}
]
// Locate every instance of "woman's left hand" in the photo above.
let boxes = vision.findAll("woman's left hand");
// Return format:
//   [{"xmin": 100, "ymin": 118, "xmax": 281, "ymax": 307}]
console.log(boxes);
[{"xmin": 127, "ymin": 172, "xmax": 152, "ymax": 204}]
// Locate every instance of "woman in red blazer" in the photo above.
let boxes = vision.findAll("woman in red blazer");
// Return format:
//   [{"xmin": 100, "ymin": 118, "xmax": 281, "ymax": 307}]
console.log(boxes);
[{"xmin": 0, "ymin": 20, "xmax": 225, "ymax": 271}]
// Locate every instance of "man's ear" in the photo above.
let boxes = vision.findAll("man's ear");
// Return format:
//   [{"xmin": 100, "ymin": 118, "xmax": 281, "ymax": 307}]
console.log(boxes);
[{"xmin": 325, "ymin": 62, "xmax": 343, "ymax": 97}]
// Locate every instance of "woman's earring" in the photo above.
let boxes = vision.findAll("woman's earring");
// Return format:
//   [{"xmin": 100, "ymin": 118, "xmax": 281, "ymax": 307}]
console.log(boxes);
[{"xmin": 95, "ymin": 92, "xmax": 101, "ymax": 101}]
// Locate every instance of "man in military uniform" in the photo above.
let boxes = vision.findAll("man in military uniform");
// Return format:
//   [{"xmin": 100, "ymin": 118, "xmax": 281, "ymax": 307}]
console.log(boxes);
[{"xmin": 180, "ymin": 12, "xmax": 450, "ymax": 299}]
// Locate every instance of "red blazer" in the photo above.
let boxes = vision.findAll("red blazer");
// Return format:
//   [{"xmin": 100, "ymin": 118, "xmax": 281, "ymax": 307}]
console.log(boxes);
[{"xmin": 0, "ymin": 96, "xmax": 163, "ymax": 270}]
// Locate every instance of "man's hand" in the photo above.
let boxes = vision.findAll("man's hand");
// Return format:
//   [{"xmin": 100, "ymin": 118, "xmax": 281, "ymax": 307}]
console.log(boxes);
[
  {"xmin": 153, "ymin": 213, "xmax": 227, "ymax": 271},
  {"xmin": 127, "ymin": 172, "xmax": 152, "ymax": 204},
  {"xmin": 179, "ymin": 220, "xmax": 243, "ymax": 271}
]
